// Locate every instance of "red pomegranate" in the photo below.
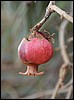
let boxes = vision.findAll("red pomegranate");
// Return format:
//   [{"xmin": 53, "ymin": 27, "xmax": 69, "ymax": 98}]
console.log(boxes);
[{"xmin": 18, "ymin": 31, "xmax": 54, "ymax": 76}]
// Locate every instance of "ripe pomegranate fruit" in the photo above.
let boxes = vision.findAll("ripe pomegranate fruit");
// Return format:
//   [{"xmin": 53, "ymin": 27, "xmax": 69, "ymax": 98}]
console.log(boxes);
[{"xmin": 18, "ymin": 31, "xmax": 54, "ymax": 76}]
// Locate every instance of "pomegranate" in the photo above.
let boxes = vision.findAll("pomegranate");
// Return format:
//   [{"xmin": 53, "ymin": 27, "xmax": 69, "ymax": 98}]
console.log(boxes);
[{"xmin": 18, "ymin": 31, "xmax": 54, "ymax": 76}]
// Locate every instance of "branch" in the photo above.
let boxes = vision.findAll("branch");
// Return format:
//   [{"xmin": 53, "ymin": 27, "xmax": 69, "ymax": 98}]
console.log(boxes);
[
  {"xmin": 51, "ymin": 63, "xmax": 68, "ymax": 99},
  {"xmin": 51, "ymin": 18, "xmax": 73, "ymax": 98},
  {"xmin": 51, "ymin": 20, "xmax": 69, "ymax": 99},
  {"xmin": 62, "ymin": 77, "xmax": 73, "ymax": 90},
  {"xmin": 51, "ymin": 3, "xmax": 73, "ymax": 97},
  {"xmin": 30, "ymin": 1, "xmax": 56, "ymax": 32},
  {"xmin": 66, "ymin": 85, "xmax": 73, "ymax": 99},
  {"xmin": 20, "ymin": 87, "xmax": 70, "ymax": 99},
  {"xmin": 50, "ymin": 5, "xmax": 73, "ymax": 23},
  {"xmin": 59, "ymin": 19, "xmax": 73, "ymax": 66},
  {"xmin": 30, "ymin": 1, "xmax": 73, "ymax": 33},
  {"xmin": 59, "ymin": 20, "xmax": 70, "ymax": 64},
  {"xmin": 27, "ymin": 1, "xmax": 73, "ymax": 99}
]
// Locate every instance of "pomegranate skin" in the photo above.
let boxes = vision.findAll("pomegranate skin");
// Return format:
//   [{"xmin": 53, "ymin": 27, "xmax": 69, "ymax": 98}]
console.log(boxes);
[{"xmin": 18, "ymin": 38, "xmax": 53, "ymax": 65}]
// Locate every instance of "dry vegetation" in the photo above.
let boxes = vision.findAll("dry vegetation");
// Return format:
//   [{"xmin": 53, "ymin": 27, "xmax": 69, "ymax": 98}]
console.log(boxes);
[{"xmin": 1, "ymin": 1, "xmax": 73, "ymax": 99}]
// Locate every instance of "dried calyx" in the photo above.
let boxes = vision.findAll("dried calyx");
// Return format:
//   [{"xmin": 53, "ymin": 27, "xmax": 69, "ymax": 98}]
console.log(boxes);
[{"xmin": 18, "ymin": 30, "xmax": 54, "ymax": 76}]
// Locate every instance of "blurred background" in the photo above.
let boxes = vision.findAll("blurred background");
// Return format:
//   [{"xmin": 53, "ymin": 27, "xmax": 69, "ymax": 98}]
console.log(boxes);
[{"xmin": 1, "ymin": 1, "xmax": 73, "ymax": 99}]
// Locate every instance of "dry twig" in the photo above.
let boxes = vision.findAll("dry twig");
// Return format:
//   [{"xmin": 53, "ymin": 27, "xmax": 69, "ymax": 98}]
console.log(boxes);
[
  {"xmin": 49, "ymin": 5, "xmax": 73, "ymax": 23},
  {"xmin": 59, "ymin": 20, "xmax": 70, "ymax": 64},
  {"xmin": 30, "ymin": 1, "xmax": 73, "ymax": 33},
  {"xmin": 20, "ymin": 87, "xmax": 70, "ymax": 99},
  {"xmin": 51, "ymin": 17, "xmax": 73, "ymax": 99},
  {"xmin": 51, "ymin": 1, "xmax": 73, "ymax": 97},
  {"xmin": 30, "ymin": 1, "xmax": 56, "ymax": 32},
  {"xmin": 30, "ymin": 1, "xmax": 73, "ymax": 99},
  {"xmin": 51, "ymin": 63, "xmax": 69, "ymax": 99},
  {"xmin": 66, "ymin": 85, "xmax": 73, "ymax": 99},
  {"xmin": 24, "ymin": 1, "xmax": 73, "ymax": 99}
]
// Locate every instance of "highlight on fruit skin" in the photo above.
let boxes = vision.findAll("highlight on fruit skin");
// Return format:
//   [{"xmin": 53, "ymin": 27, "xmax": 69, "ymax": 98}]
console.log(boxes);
[{"xmin": 18, "ymin": 31, "xmax": 54, "ymax": 76}]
